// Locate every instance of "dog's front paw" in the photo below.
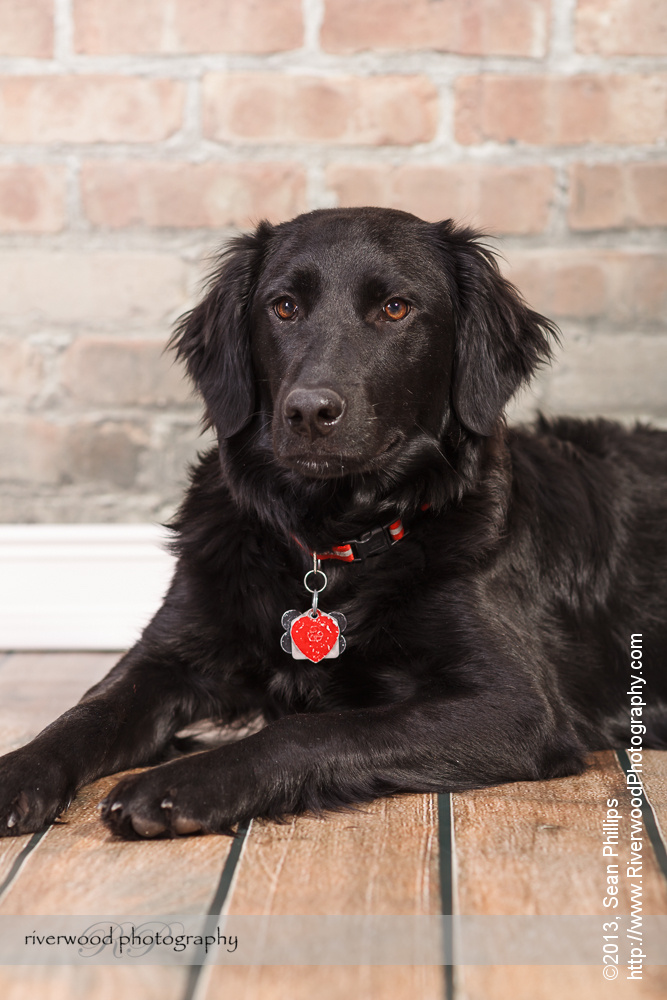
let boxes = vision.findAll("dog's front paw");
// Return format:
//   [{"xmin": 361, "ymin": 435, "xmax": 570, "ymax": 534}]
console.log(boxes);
[
  {"xmin": 0, "ymin": 749, "xmax": 74, "ymax": 837},
  {"xmin": 99, "ymin": 758, "xmax": 237, "ymax": 840}
]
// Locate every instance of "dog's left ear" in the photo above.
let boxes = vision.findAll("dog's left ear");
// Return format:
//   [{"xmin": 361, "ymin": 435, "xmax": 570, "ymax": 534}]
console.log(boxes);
[
  {"xmin": 433, "ymin": 221, "xmax": 559, "ymax": 436},
  {"xmin": 170, "ymin": 222, "xmax": 274, "ymax": 438}
]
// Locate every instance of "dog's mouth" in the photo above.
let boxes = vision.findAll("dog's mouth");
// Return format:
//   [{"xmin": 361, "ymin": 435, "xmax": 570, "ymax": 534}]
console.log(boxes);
[{"xmin": 278, "ymin": 435, "xmax": 403, "ymax": 480}]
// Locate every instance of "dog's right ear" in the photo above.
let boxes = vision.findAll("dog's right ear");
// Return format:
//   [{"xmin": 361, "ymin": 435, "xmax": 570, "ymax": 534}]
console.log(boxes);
[
  {"xmin": 170, "ymin": 222, "xmax": 274, "ymax": 438},
  {"xmin": 432, "ymin": 220, "xmax": 558, "ymax": 437}
]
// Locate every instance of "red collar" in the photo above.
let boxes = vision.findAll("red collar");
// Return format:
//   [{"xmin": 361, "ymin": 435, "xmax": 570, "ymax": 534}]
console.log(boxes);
[
  {"xmin": 315, "ymin": 517, "xmax": 406, "ymax": 562},
  {"xmin": 296, "ymin": 504, "xmax": 429, "ymax": 564}
]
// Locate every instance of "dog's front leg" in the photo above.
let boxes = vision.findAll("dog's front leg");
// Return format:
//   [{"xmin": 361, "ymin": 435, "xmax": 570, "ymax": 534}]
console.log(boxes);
[
  {"xmin": 0, "ymin": 646, "xmax": 208, "ymax": 837},
  {"xmin": 101, "ymin": 693, "xmax": 582, "ymax": 839}
]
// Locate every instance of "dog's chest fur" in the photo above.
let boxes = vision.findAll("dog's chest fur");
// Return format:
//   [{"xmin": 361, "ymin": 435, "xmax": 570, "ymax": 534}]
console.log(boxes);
[{"xmin": 169, "ymin": 451, "xmax": 494, "ymax": 715}]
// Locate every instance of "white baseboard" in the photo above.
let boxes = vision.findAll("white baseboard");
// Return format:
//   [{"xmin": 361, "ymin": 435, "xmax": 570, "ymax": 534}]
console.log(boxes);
[{"xmin": 0, "ymin": 524, "xmax": 176, "ymax": 650}]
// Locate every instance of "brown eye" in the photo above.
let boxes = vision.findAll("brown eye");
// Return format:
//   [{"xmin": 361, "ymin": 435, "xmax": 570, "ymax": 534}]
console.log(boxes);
[
  {"xmin": 383, "ymin": 299, "xmax": 410, "ymax": 321},
  {"xmin": 274, "ymin": 298, "xmax": 298, "ymax": 320}
]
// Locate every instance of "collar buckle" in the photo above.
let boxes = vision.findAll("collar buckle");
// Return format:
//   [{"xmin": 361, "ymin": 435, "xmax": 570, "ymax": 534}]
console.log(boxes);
[{"xmin": 349, "ymin": 522, "xmax": 405, "ymax": 561}]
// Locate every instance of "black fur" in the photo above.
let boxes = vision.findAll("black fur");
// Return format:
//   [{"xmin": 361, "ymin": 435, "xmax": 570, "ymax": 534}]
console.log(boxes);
[{"xmin": 1, "ymin": 207, "xmax": 665, "ymax": 840}]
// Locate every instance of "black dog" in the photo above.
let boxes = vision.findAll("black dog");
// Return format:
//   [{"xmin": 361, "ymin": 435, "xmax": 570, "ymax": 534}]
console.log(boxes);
[{"xmin": 1, "ymin": 207, "xmax": 666, "ymax": 840}]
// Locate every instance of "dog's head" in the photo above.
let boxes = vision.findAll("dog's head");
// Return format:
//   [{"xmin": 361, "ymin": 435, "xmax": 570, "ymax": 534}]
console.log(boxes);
[{"xmin": 173, "ymin": 208, "xmax": 557, "ymax": 485}]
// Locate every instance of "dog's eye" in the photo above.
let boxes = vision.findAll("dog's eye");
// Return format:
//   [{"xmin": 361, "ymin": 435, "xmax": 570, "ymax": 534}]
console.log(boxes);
[
  {"xmin": 382, "ymin": 299, "xmax": 410, "ymax": 321},
  {"xmin": 274, "ymin": 298, "xmax": 298, "ymax": 320}
]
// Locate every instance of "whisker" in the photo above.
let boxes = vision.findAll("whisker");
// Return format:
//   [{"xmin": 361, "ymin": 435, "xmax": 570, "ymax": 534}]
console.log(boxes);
[{"xmin": 415, "ymin": 423, "xmax": 463, "ymax": 482}]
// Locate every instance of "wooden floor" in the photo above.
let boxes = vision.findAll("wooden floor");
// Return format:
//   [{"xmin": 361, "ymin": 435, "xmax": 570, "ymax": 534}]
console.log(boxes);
[{"xmin": 0, "ymin": 652, "xmax": 666, "ymax": 999}]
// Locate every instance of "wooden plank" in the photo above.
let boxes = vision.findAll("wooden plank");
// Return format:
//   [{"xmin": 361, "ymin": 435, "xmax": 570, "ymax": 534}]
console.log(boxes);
[
  {"xmin": 454, "ymin": 751, "xmax": 667, "ymax": 916},
  {"xmin": 643, "ymin": 750, "xmax": 667, "ymax": 843},
  {"xmin": 455, "ymin": 966, "xmax": 667, "ymax": 1000},
  {"xmin": 204, "ymin": 794, "xmax": 443, "ymax": 1000},
  {"xmin": 204, "ymin": 964, "xmax": 443, "ymax": 1000},
  {"xmin": 1, "ymin": 966, "xmax": 185, "ymax": 1000},
  {"xmin": 0, "ymin": 771, "xmax": 235, "ymax": 915},
  {"xmin": 0, "ymin": 652, "xmax": 118, "ymax": 752},
  {"xmin": 455, "ymin": 752, "xmax": 667, "ymax": 1000},
  {"xmin": 0, "ymin": 771, "xmax": 232, "ymax": 998},
  {"xmin": 229, "ymin": 794, "xmax": 439, "ymax": 915},
  {"xmin": 0, "ymin": 653, "xmax": 118, "ymax": 894},
  {"xmin": 0, "ymin": 652, "xmax": 236, "ymax": 1000}
]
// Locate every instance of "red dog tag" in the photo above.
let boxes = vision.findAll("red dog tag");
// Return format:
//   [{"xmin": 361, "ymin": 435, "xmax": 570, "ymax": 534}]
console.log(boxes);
[{"xmin": 290, "ymin": 610, "xmax": 340, "ymax": 663}]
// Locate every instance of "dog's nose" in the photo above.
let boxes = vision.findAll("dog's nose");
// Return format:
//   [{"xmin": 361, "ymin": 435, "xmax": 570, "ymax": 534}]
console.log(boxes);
[{"xmin": 284, "ymin": 388, "xmax": 345, "ymax": 439}]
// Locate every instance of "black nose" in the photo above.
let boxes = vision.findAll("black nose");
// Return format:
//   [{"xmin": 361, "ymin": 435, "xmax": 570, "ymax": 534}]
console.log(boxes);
[{"xmin": 284, "ymin": 387, "xmax": 346, "ymax": 440}]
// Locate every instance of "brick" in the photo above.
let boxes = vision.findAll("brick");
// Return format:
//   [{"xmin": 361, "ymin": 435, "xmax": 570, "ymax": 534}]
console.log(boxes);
[
  {"xmin": 568, "ymin": 164, "xmax": 624, "ymax": 230},
  {"xmin": 0, "ymin": 339, "xmax": 44, "ymax": 399},
  {"xmin": 0, "ymin": 418, "xmax": 63, "ymax": 485},
  {"xmin": 81, "ymin": 161, "xmax": 307, "ymax": 228},
  {"xmin": 0, "ymin": 77, "xmax": 184, "ymax": 143},
  {"xmin": 504, "ymin": 250, "xmax": 667, "ymax": 327},
  {"xmin": 0, "ymin": 165, "xmax": 66, "ymax": 233},
  {"xmin": 568, "ymin": 163, "xmax": 667, "ymax": 230},
  {"xmin": 148, "ymin": 420, "xmax": 215, "ymax": 493},
  {"xmin": 0, "ymin": 252, "xmax": 188, "ymax": 326},
  {"xmin": 0, "ymin": 0, "xmax": 53, "ymax": 57},
  {"xmin": 327, "ymin": 163, "xmax": 554, "ymax": 235},
  {"xmin": 202, "ymin": 74, "xmax": 438, "ymax": 146},
  {"xmin": 575, "ymin": 0, "xmax": 667, "ymax": 55},
  {"xmin": 613, "ymin": 253, "xmax": 667, "ymax": 328},
  {"xmin": 1, "ymin": 417, "xmax": 147, "ymax": 489},
  {"xmin": 321, "ymin": 0, "xmax": 549, "ymax": 56},
  {"xmin": 455, "ymin": 74, "xmax": 667, "ymax": 146},
  {"xmin": 73, "ymin": 0, "xmax": 302, "ymax": 54},
  {"xmin": 504, "ymin": 252, "xmax": 607, "ymax": 319},
  {"xmin": 63, "ymin": 421, "xmax": 148, "ymax": 488},
  {"xmin": 62, "ymin": 338, "xmax": 193, "ymax": 406},
  {"xmin": 544, "ymin": 333, "xmax": 667, "ymax": 416}
]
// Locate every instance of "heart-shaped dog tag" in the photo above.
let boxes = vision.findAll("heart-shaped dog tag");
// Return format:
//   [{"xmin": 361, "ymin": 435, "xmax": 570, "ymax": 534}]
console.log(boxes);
[
  {"xmin": 280, "ymin": 609, "xmax": 347, "ymax": 661},
  {"xmin": 290, "ymin": 610, "xmax": 340, "ymax": 663}
]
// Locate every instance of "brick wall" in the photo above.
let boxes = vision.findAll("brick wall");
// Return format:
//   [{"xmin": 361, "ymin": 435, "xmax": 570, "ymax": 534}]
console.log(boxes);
[{"xmin": 0, "ymin": 0, "xmax": 665, "ymax": 523}]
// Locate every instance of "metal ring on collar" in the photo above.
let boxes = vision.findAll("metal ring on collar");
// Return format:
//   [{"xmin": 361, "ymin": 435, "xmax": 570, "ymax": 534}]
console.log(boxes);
[{"xmin": 303, "ymin": 568, "xmax": 328, "ymax": 593}]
